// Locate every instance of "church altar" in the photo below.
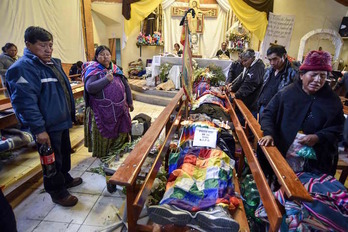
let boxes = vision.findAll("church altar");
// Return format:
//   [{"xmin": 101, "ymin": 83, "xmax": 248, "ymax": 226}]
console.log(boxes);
[{"xmin": 151, "ymin": 55, "xmax": 232, "ymax": 89}]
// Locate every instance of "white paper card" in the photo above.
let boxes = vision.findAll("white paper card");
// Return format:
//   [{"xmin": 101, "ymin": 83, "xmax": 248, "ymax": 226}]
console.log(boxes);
[{"xmin": 193, "ymin": 127, "xmax": 218, "ymax": 148}]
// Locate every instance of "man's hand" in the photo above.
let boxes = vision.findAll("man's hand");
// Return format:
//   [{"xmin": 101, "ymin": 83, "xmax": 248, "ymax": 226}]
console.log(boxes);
[
  {"xmin": 297, "ymin": 134, "xmax": 319, "ymax": 147},
  {"xmin": 36, "ymin": 131, "xmax": 51, "ymax": 147},
  {"xmin": 258, "ymin": 135, "xmax": 274, "ymax": 146}
]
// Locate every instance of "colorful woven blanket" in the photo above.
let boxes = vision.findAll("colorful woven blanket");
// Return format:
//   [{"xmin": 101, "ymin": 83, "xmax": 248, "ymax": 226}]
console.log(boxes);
[{"xmin": 160, "ymin": 147, "xmax": 235, "ymax": 212}]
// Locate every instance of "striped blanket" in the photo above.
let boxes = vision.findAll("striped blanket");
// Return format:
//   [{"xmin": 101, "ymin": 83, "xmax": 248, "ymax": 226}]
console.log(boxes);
[
  {"xmin": 255, "ymin": 172, "xmax": 348, "ymax": 231},
  {"xmin": 81, "ymin": 61, "xmax": 123, "ymax": 82}
]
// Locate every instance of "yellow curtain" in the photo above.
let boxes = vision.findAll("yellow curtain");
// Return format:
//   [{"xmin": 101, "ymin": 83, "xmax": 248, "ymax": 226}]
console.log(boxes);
[
  {"xmin": 125, "ymin": 0, "xmax": 162, "ymax": 36},
  {"xmin": 228, "ymin": 0, "xmax": 268, "ymax": 41}
]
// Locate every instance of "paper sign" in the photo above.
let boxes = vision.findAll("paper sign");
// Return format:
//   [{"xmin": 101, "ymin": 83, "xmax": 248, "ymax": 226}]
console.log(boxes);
[{"xmin": 193, "ymin": 127, "xmax": 218, "ymax": 148}]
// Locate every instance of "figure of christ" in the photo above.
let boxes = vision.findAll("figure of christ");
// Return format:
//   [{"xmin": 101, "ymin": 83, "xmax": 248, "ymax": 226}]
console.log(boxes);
[{"xmin": 187, "ymin": 0, "xmax": 214, "ymax": 34}]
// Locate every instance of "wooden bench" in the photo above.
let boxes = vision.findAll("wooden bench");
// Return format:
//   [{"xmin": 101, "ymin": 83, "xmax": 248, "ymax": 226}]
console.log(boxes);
[
  {"xmin": 68, "ymin": 74, "xmax": 82, "ymax": 82},
  {"xmin": 232, "ymin": 98, "xmax": 312, "ymax": 202},
  {"xmin": 109, "ymin": 90, "xmax": 312, "ymax": 231}
]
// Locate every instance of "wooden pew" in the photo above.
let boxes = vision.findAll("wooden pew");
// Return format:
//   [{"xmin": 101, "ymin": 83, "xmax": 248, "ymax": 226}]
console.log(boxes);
[
  {"xmin": 225, "ymin": 96, "xmax": 283, "ymax": 231},
  {"xmin": 109, "ymin": 89, "xmax": 309, "ymax": 231},
  {"xmin": 232, "ymin": 98, "xmax": 312, "ymax": 202},
  {"xmin": 340, "ymin": 96, "xmax": 348, "ymax": 115},
  {"xmin": 110, "ymin": 89, "xmax": 186, "ymax": 231},
  {"xmin": 68, "ymin": 74, "xmax": 82, "ymax": 82}
]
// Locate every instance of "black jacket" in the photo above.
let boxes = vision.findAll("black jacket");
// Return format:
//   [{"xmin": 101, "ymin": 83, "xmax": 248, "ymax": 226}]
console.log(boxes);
[
  {"xmin": 232, "ymin": 59, "xmax": 265, "ymax": 112},
  {"xmin": 261, "ymin": 80, "xmax": 345, "ymax": 175},
  {"xmin": 257, "ymin": 59, "xmax": 298, "ymax": 109},
  {"xmin": 225, "ymin": 61, "xmax": 244, "ymax": 84},
  {"xmin": 69, "ymin": 63, "xmax": 81, "ymax": 76},
  {"xmin": 216, "ymin": 49, "xmax": 230, "ymax": 57}
]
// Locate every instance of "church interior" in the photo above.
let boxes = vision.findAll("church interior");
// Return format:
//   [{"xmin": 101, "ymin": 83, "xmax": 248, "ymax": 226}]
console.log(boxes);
[{"xmin": 0, "ymin": 0, "xmax": 348, "ymax": 231}]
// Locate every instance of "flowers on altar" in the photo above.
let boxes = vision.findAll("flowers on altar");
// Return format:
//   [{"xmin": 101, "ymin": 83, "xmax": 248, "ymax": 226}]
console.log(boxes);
[
  {"xmin": 193, "ymin": 64, "xmax": 225, "ymax": 86},
  {"xmin": 136, "ymin": 31, "xmax": 164, "ymax": 47},
  {"xmin": 229, "ymin": 32, "xmax": 250, "ymax": 52},
  {"xmin": 159, "ymin": 63, "xmax": 173, "ymax": 82}
]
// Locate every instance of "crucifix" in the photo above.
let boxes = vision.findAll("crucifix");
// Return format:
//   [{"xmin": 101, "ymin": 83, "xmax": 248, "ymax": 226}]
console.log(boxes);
[
  {"xmin": 171, "ymin": 0, "xmax": 217, "ymax": 56},
  {"xmin": 171, "ymin": 0, "xmax": 217, "ymax": 34}
]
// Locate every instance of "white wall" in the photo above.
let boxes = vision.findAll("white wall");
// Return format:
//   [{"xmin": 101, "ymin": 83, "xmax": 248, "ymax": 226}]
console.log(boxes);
[
  {"xmin": 273, "ymin": 0, "xmax": 348, "ymax": 64},
  {"xmin": 91, "ymin": 2, "xmax": 151, "ymax": 72},
  {"xmin": 92, "ymin": 11, "xmax": 108, "ymax": 47}
]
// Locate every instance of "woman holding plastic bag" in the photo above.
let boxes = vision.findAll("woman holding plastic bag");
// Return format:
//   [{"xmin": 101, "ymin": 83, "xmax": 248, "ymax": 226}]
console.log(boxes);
[{"xmin": 258, "ymin": 50, "xmax": 345, "ymax": 175}]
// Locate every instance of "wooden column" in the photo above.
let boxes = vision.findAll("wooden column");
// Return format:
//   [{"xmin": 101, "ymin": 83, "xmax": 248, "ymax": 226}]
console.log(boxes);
[{"xmin": 81, "ymin": 0, "xmax": 95, "ymax": 61}]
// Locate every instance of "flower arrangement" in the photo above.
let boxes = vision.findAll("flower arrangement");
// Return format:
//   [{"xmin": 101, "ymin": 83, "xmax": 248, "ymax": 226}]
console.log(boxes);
[
  {"xmin": 159, "ymin": 63, "xmax": 173, "ymax": 82},
  {"xmin": 193, "ymin": 64, "xmax": 225, "ymax": 86},
  {"xmin": 229, "ymin": 32, "xmax": 250, "ymax": 52},
  {"xmin": 136, "ymin": 31, "xmax": 164, "ymax": 47}
]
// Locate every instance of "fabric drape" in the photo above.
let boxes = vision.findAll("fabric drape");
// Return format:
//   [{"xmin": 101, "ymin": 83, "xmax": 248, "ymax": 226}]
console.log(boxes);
[
  {"xmin": 216, "ymin": 0, "xmax": 232, "ymax": 12},
  {"xmin": 124, "ymin": 0, "xmax": 162, "ymax": 36},
  {"xmin": 162, "ymin": 0, "xmax": 175, "ymax": 10},
  {"xmin": 243, "ymin": 0, "xmax": 273, "ymax": 15},
  {"xmin": 228, "ymin": 0, "xmax": 268, "ymax": 41},
  {"xmin": 0, "ymin": 0, "xmax": 86, "ymax": 63}
]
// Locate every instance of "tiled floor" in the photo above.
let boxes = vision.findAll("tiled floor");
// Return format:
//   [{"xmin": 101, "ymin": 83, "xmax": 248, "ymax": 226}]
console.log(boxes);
[{"xmin": 13, "ymin": 100, "xmax": 165, "ymax": 232}]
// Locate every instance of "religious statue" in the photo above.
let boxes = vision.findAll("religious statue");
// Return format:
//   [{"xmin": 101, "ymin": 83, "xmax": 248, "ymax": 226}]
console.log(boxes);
[
  {"xmin": 171, "ymin": 0, "xmax": 217, "ymax": 56},
  {"xmin": 172, "ymin": 0, "xmax": 217, "ymax": 34}
]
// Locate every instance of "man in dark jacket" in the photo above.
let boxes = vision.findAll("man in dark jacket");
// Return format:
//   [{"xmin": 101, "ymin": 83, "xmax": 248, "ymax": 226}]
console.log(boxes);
[
  {"xmin": 6, "ymin": 26, "xmax": 82, "ymax": 207},
  {"xmin": 69, "ymin": 61, "xmax": 83, "ymax": 75},
  {"xmin": 216, "ymin": 42, "xmax": 230, "ymax": 58},
  {"xmin": 257, "ymin": 45, "xmax": 298, "ymax": 116},
  {"xmin": 225, "ymin": 53, "xmax": 244, "ymax": 85},
  {"xmin": 228, "ymin": 49, "xmax": 265, "ymax": 114}
]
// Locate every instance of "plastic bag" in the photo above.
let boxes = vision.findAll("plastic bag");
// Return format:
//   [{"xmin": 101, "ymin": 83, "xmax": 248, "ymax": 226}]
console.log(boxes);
[
  {"xmin": 286, "ymin": 132, "xmax": 316, "ymax": 172},
  {"xmin": 286, "ymin": 133, "xmax": 316, "ymax": 159}
]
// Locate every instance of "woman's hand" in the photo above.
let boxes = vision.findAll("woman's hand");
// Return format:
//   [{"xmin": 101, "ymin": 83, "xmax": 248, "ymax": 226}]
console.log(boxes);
[
  {"xmin": 129, "ymin": 105, "xmax": 134, "ymax": 112},
  {"xmin": 297, "ymin": 134, "xmax": 319, "ymax": 147},
  {"xmin": 36, "ymin": 131, "xmax": 51, "ymax": 147},
  {"xmin": 258, "ymin": 135, "xmax": 274, "ymax": 146},
  {"xmin": 106, "ymin": 70, "xmax": 113, "ymax": 81}
]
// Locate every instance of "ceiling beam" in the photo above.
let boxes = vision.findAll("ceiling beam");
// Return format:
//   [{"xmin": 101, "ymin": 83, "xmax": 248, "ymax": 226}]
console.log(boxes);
[{"xmin": 81, "ymin": 0, "xmax": 95, "ymax": 61}]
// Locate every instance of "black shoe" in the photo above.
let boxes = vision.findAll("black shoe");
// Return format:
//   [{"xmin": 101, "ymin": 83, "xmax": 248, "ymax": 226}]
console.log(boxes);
[
  {"xmin": 65, "ymin": 177, "xmax": 83, "ymax": 188},
  {"xmin": 52, "ymin": 194, "xmax": 78, "ymax": 207}
]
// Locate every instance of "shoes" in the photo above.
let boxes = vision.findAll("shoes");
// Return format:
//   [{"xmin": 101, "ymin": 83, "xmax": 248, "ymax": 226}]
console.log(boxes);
[
  {"xmin": 148, "ymin": 204, "xmax": 240, "ymax": 231},
  {"xmin": 52, "ymin": 194, "xmax": 78, "ymax": 207},
  {"xmin": 148, "ymin": 204, "xmax": 192, "ymax": 226},
  {"xmin": 196, "ymin": 206, "xmax": 240, "ymax": 232},
  {"xmin": 65, "ymin": 177, "xmax": 83, "ymax": 189}
]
